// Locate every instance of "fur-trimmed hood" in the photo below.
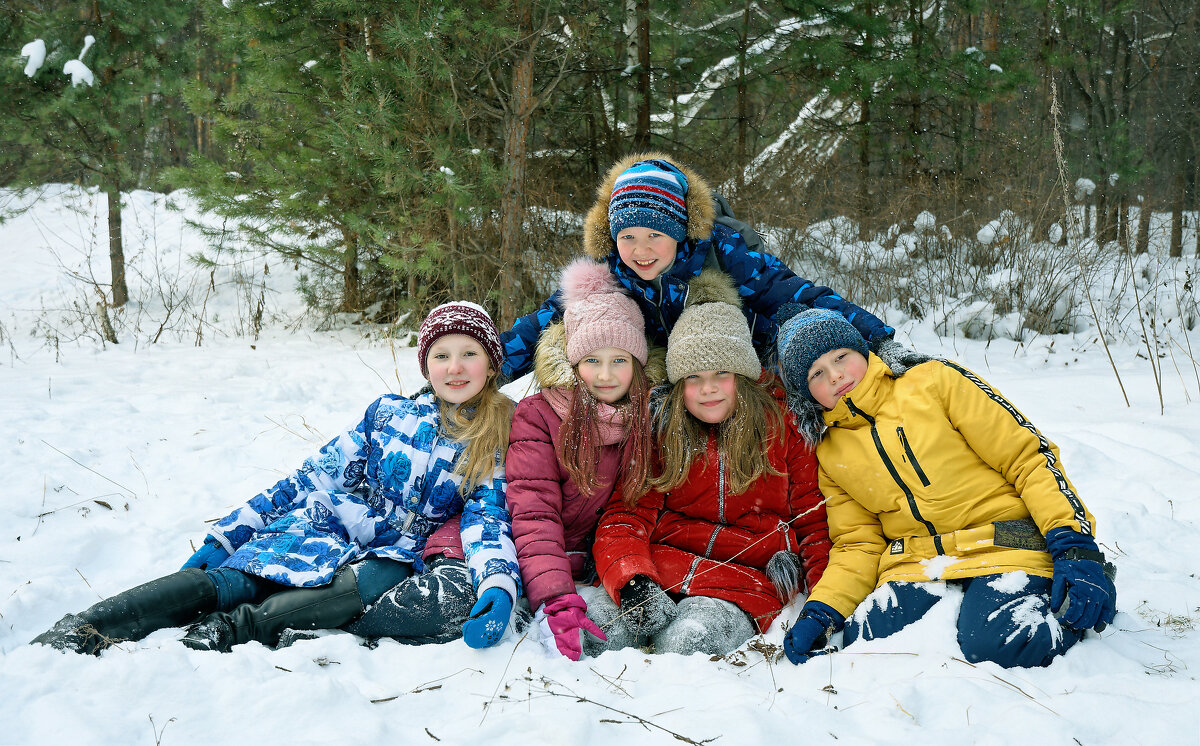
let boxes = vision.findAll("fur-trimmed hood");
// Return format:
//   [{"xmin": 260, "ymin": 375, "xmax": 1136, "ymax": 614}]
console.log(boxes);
[
  {"xmin": 583, "ymin": 152, "xmax": 717, "ymax": 260},
  {"xmin": 532, "ymin": 321, "xmax": 667, "ymax": 390}
]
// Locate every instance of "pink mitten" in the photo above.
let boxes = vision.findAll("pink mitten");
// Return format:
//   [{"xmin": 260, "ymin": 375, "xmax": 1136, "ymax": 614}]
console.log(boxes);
[{"xmin": 543, "ymin": 593, "xmax": 606, "ymax": 661}]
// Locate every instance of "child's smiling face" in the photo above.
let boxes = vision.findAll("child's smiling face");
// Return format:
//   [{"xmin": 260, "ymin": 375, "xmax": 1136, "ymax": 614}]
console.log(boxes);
[
  {"xmin": 575, "ymin": 347, "xmax": 635, "ymax": 404},
  {"xmin": 426, "ymin": 334, "xmax": 493, "ymax": 404},
  {"xmin": 615, "ymin": 226, "xmax": 677, "ymax": 280},
  {"xmin": 807, "ymin": 348, "xmax": 869, "ymax": 410},
  {"xmin": 682, "ymin": 370, "xmax": 738, "ymax": 424}
]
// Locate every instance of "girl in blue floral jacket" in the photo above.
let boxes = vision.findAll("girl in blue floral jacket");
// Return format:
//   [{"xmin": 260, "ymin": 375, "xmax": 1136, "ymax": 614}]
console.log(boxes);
[{"xmin": 32, "ymin": 302, "xmax": 522, "ymax": 654}]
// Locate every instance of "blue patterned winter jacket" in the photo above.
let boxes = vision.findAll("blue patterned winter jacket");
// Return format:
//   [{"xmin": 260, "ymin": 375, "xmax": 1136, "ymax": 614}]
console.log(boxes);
[{"xmin": 207, "ymin": 392, "xmax": 521, "ymax": 600}]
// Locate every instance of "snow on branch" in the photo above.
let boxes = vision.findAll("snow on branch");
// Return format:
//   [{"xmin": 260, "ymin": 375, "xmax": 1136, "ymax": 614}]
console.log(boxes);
[
  {"xmin": 650, "ymin": 17, "xmax": 824, "ymax": 130},
  {"xmin": 726, "ymin": 89, "xmax": 859, "ymax": 193},
  {"xmin": 20, "ymin": 39, "xmax": 46, "ymax": 77},
  {"xmin": 63, "ymin": 35, "xmax": 96, "ymax": 88}
]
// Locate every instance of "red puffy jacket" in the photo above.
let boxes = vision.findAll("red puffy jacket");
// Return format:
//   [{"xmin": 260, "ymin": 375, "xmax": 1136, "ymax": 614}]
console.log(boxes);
[{"xmin": 593, "ymin": 396, "xmax": 829, "ymax": 632}]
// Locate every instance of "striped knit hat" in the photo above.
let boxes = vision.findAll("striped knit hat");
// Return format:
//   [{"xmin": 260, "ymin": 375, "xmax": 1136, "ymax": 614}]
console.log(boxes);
[
  {"xmin": 417, "ymin": 301, "xmax": 504, "ymax": 379},
  {"xmin": 608, "ymin": 158, "xmax": 689, "ymax": 243}
]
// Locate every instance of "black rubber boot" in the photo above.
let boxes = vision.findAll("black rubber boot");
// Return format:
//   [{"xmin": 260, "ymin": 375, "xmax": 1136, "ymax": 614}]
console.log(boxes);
[
  {"xmin": 182, "ymin": 566, "xmax": 364, "ymax": 652},
  {"xmin": 31, "ymin": 568, "xmax": 218, "ymax": 655}
]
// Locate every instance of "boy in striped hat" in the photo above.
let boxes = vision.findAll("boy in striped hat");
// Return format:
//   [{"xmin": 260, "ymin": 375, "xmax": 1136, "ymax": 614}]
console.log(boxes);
[{"xmin": 499, "ymin": 153, "xmax": 917, "ymax": 383}]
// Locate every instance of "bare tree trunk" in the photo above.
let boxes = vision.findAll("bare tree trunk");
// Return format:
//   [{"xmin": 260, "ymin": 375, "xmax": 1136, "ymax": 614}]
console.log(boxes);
[
  {"xmin": 1170, "ymin": 167, "xmax": 1185, "ymax": 258},
  {"xmin": 498, "ymin": 0, "xmax": 537, "ymax": 328},
  {"xmin": 632, "ymin": 0, "xmax": 651, "ymax": 149},
  {"xmin": 1135, "ymin": 189, "xmax": 1152, "ymax": 255},
  {"xmin": 858, "ymin": 1, "xmax": 875, "ymax": 240},
  {"xmin": 858, "ymin": 95, "xmax": 872, "ymax": 241},
  {"xmin": 980, "ymin": 8, "xmax": 998, "ymax": 133},
  {"xmin": 736, "ymin": 0, "xmax": 750, "ymax": 193},
  {"xmin": 340, "ymin": 226, "xmax": 361, "ymax": 312},
  {"xmin": 1118, "ymin": 194, "xmax": 1129, "ymax": 249},
  {"xmin": 105, "ymin": 180, "xmax": 128, "ymax": 307},
  {"xmin": 906, "ymin": 0, "xmax": 923, "ymax": 181}
]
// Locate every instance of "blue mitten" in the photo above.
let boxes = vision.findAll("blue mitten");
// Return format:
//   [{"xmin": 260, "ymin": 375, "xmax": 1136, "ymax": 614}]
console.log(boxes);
[
  {"xmin": 181, "ymin": 537, "xmax": 230, "ymax": 570},
  {"xmin": 1046, "ymin": 527, "xmax": 1117, "ymax": 632},
  {"xmin": 462, "ymin": 587, "xmax": 514, "ymax": 649},
  {"xmin": 784, "ymin": 601, "xmax": 844, "ymax": 664}
]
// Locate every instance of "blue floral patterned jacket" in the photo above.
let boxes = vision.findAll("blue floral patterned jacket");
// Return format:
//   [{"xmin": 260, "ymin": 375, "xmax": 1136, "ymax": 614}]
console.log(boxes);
[{"xmin": 208, "ymin": 392, "xmax": 521, "ymax": 601}]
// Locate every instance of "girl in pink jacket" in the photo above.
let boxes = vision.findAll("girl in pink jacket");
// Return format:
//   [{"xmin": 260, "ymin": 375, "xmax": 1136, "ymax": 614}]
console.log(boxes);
[{"xmin": 506, "ymin": 258, "xmax": 661, "ymax": 660}]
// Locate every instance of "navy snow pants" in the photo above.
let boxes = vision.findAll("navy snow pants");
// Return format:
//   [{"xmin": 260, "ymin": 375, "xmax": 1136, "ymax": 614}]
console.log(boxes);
[{"xmin": 843, "ymin": 574, "xmax": 1085, "ymax": 668}]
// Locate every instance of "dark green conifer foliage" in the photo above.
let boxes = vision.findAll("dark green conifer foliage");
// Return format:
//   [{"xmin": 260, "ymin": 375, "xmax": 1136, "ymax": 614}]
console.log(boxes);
[
  {"xmin": 178, "ymin": 0, "xmax": 510, "ymax": 319},
  {"xmin": 1, "ymin": 1, "xmax": 198, "ymax": 306}
]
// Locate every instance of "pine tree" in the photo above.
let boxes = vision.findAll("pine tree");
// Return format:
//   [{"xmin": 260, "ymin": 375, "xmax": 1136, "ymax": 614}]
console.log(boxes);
[
  {"xmin": 178, "ymin": 0, "xmax": 516, "ymax": 320},
  {"xmin": 1, "ymin": 0, "xmax": 198, "ymax": 307}
]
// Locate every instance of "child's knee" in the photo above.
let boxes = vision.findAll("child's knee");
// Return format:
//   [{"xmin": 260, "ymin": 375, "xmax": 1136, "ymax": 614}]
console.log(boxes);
[
  {"xmin": 653, "ymin": 597, "xmax": 753, "ymax": 657},
  {"xmin": 957, "ymin": 574, "xmax": 1083, "ymax": 668},
  {"xmin": 844, "ymin": 581, "xmax": 943, "ymax": 644},
  {"xmin": 958, "ymin": 617, "xmax": 1081, "ymax": 668}
]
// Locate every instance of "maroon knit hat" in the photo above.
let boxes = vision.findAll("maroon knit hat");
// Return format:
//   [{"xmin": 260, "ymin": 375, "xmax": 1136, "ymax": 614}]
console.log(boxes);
[{"xmin": 417, "ymin": 301, "xmax": 504, "ymax": 379}]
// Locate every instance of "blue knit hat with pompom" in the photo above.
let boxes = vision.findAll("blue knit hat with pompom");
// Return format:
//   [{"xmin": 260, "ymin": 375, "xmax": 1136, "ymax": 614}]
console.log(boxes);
[{"xmin": 777, "ymin": 306, "xmax": 868, "ymax": 404}]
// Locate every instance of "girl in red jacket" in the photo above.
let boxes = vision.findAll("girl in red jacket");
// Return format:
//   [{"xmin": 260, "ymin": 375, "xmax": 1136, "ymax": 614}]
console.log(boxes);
[
  {"xmin": 590, "ymin": 270, "xmax": 831, "ymax": 657},
  {"xmin": 506, "ymin": 259, "xmax": 660, "ymax": 660}
]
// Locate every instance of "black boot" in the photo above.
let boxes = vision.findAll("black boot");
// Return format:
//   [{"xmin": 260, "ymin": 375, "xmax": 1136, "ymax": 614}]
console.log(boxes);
[
  {"xmin": 31, "ymin": 568, "xmax": 218, "ymax": 655},
  {"xmin": 182, "ymin": 566, "xmax": 363, "ymax": 652}
]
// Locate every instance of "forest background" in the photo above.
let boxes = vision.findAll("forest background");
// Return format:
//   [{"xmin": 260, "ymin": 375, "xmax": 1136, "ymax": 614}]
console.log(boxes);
[{"xmin": 2, "ymin": 0, "xmax": 1198, "ymax": 343}]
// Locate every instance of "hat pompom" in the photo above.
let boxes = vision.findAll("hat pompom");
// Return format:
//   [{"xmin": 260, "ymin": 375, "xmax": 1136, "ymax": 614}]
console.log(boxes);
[
  {"xmin": 775, "ymin": 302, "xmax": 808, "ymax": 328},
  {"xmin": 684, "ymin": 268, "xmax": 742, "ymax": 307},
  {"xmin": 561, "ymin": 258, "xmax": 622, "ymax": 306}
]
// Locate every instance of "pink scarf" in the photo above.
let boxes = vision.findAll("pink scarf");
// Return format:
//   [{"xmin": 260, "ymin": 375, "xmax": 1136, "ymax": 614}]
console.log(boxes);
[{"xmin": 541, "ymin": 386, "xmax": 629, "ymax": 446}]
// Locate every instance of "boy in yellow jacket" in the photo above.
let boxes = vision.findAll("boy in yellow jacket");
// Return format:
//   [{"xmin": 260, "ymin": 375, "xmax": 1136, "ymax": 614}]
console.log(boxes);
[{"xmin": 774, "ymin": 307, "xmax": 1116, "ymax": 668}]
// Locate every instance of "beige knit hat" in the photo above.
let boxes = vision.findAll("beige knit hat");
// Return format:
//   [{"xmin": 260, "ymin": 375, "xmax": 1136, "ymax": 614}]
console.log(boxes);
[{"xmin": 665, "ymin": 270, "xmax": 761, "ymax": 383}]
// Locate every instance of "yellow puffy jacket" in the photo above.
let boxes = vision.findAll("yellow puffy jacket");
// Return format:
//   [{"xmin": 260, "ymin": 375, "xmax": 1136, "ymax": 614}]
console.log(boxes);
[{"xmin": 807, "ymin": 353, "xmax": 1096, "ymax": 619}]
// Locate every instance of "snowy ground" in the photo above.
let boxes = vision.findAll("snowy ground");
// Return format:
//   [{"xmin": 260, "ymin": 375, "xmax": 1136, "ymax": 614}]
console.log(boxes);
[{"xmin": 1, "ymin": 188, "xmax": 1199, "ymax": 745}]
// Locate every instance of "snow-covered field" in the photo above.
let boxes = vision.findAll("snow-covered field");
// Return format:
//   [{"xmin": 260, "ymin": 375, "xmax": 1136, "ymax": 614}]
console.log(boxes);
[{"xmin": 1, "ymin": 187, "xmax": 1198, "ymax": 745}]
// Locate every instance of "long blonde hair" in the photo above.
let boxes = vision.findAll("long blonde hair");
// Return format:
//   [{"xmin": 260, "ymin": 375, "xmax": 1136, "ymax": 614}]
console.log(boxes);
[
  {"xmin": 437, "ymin": 372, "xmax": 515, "ymax": 496},
  {"xmin": 650, "ymin": 373, "xmax": 783, "ymax": 496}
]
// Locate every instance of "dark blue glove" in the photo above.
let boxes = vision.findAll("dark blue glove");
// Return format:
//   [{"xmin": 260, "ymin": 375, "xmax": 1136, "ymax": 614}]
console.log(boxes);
[
  {"xmin": 1046, "ymin": 527, "xmax": 1117, "ymax": 632},
  {"xmin": 181, "ymin": 537, "xmax": 230, "ymax": 570},
  {"xmin": 462, "ymin": 587, "xmax": 513, "ymax": 649},
  {"xmin": 784, "ymin": 601, "xmax": 844, "ymax": 664}
]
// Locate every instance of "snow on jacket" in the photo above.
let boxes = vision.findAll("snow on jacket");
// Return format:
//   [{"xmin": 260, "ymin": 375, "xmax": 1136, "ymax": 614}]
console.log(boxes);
[
  {"xmin": 499, "ymin": 153, "xmax": 893, "ymax": 381},
  {"xmin": 592, "ymin": 388, "xmax": 830, "ymax": 633},
  {"xmin": 806, "ymin": 353, "xmax": 1097, "ymax": 620},
  {"xmin": 207, "ymin": 391, "xmax": 521, "ymax": 601}
]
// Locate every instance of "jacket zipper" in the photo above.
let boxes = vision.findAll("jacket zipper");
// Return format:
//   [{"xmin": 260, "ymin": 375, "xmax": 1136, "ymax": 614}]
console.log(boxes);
[
  {"xmin": 681, "ymin": 450, "xmax": 725, "ymax": 594},
  {"xmin": 846, "ymin": 400, "xmax": 943, "ymax": 554},
  {"xmin": 896, "ymin": 427, "xmax": 931, "ymax": 487}
]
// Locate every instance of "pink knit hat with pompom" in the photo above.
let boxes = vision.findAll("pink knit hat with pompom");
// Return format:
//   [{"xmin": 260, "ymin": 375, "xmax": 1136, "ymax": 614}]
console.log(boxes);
[{"xmin": 561, "ymin": 259, "xmax": 648, "ymax": 366}]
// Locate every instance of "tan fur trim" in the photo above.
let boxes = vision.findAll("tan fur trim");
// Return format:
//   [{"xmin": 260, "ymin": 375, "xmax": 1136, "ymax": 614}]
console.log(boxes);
[
  {"xmin": 644, "ymin": 344, "xmax": 668, "ymax": 386},
  {"xmin": 581, "ymin": 152, "xmax": 716, "ymax": 260},
  {"xmin": 533, "ymin": 322, "xmax": 575, "ymax": 389},
  {"xmin": 686, "ymin": 268, "xmax": 742, "ymax": 308}
]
